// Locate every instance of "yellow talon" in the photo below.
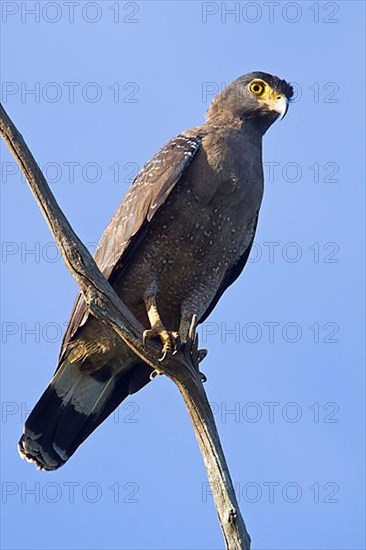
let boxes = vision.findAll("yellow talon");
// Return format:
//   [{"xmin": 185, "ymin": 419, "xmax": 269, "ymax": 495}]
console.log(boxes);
[{"xmin": 142, "ymin": 327, "xmax": 178, "ymax": 360}]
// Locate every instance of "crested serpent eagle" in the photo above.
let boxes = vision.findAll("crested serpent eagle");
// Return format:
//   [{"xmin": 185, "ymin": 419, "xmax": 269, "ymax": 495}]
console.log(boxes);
[{"xmin": 19, "ymin": 71, "xmax": 293, "ymax": 470}]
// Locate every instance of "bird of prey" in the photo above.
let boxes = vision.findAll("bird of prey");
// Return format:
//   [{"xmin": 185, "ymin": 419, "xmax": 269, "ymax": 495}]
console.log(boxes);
[{"xmin": 19, "ymin": 71, "xmax": 293, "ymax": 470}]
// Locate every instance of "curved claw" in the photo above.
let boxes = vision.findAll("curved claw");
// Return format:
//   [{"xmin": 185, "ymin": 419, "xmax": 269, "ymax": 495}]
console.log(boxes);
[
  {"xmin": 142, "ymin": 330, "xmax": 149, "ymax": 348},
  {"xmin": 199, "ymin": 371, "xmax": 207, "ymax": 383},
  {"xmin": 197, "ymin": 349, "xmax": 208, "ymax": 363},
  {"xmin": 150, "ymin": 369, "xmax": 161, "ymax": 380}
]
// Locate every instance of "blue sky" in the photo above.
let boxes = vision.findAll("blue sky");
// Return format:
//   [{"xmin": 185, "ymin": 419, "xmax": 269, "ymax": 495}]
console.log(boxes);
[{"xmin": 1, "ymin": 1, "xmax": 365, "ymax": 549}]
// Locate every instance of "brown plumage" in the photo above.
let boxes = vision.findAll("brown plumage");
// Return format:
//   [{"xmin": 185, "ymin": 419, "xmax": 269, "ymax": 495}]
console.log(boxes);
[{"xmin": 19, "ymin": 72, "xmax": 293, "ymax": 470}]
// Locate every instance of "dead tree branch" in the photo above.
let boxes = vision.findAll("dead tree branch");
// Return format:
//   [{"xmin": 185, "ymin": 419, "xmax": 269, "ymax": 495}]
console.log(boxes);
[{"xmin": 0, "ymin": 103, "xmax": 251, "ymax": 550}]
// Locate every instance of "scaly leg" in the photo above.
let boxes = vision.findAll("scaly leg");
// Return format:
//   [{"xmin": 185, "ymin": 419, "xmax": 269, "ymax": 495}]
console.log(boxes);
[
  {"xmin": 178, "ymin": 311, "xmax": 195, "ymax": 344},
  {"xmin": 143, "ymin": 295, "xmax": 178, "ymax": 360}
]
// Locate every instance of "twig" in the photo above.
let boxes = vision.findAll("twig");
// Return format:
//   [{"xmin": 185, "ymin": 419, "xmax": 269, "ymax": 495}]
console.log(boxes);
[{"xmin": 0, "ymin": 103, "xmax": 251, "ymax": 550}]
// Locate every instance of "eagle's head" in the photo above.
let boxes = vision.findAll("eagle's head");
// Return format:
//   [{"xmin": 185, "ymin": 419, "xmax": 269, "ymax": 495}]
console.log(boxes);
[{"xmin": 206, "ymin": 71, "xmax": 294, "ymax": 133}]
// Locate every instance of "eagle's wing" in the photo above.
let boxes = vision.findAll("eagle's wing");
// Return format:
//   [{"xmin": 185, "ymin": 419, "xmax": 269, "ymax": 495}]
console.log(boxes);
[
  {"xmin": 199, "ymin": 215, "xmax": 258, "ymax": 323},
  {"xmin": 59, "ymin": 134, "xmax": 202, "ymax": 361}
]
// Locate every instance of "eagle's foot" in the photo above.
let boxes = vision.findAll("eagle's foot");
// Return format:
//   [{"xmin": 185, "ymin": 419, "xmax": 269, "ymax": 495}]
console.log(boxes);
[
  {"xmin": 142, "ymin": 327, "xmax": 179, "ymax": 361},
  {"xmin": 143, "ymin": 294, "xmax": 179, "ymax": 360}
]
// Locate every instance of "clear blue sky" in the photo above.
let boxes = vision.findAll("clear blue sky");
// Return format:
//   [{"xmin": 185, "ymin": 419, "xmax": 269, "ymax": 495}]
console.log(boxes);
[{"xmin": 1, "ymin": 2, "xmax": 365, "ymax": 549}]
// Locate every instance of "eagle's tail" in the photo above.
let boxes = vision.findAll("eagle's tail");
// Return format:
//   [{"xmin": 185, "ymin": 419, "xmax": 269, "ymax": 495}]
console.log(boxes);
[{"xmin": 18, "ymin": 358, "xmax": 149, "ymax": 471}]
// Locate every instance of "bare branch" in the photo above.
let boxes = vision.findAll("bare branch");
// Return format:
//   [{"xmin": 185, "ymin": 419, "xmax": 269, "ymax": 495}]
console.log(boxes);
[{"xmin": 0, "ymin": 103, "xmax": 251, "ymax": 550}]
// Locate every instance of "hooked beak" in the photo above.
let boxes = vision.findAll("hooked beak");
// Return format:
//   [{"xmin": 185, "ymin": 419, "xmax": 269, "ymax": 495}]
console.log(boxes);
[{"xmin": 273, "ymin": 94, "xmax": 289, "ymax": 120}]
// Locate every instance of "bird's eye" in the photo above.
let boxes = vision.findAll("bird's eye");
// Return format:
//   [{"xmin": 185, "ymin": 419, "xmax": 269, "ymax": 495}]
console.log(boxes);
[{"xmin": 249, "ymin": 81, "xmax": 265, "ymax": 96}]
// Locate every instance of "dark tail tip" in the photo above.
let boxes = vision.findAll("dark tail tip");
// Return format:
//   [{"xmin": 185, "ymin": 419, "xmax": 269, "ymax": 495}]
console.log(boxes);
[
  {"xmin": 18, "ymin": 386, "xmax": 70, "ymax": 471},
  {"xmin": 18, "ymin": 431, "xmax": 67, "ymax": 471},
  {"xmin": 19, "ymin": 360, "xmax": 151, "ymax": 471}
]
